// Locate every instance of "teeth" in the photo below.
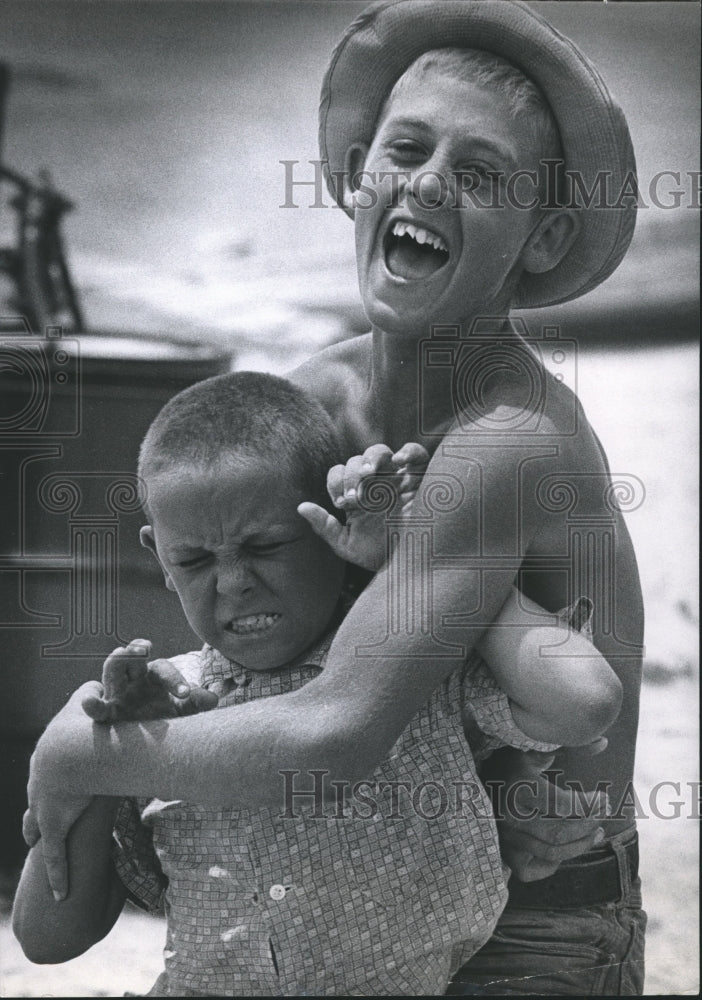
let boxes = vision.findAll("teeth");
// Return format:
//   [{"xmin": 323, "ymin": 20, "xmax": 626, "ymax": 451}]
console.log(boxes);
[
  {"xmin": 229, "ymin": 613, "xmax": 280, "ymax": 635},
  {"xmin": 392, "ymin": 222, "xmax": 447, "ymax": 253}
]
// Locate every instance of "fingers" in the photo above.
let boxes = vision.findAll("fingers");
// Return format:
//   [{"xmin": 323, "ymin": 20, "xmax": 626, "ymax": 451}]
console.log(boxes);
[
  {"xmin": 392, "ymin": 442, "xmax": 430, "ymax": 506},
  {"xmin": 325, "ymin": 443, "xmax": 429, "ymax": 515},
  {"xmin": 326, "ymin": 464, "xmax": 346, "ymax": 509},
  {"xmin": 34, "ymin": 797, "xmax": 92, "ymax": 900},
  {"xmin": 178, "ymin": 687, "xmax": 219, "ymax": 715},
  {"xmin": 497, "ymin": 845, "xmax": 554, "ymax": 883},
  {"xmin": 81, "ymin": 695, "xmax": 112, "ymax": 722},
  {"xmin": 148, "ymin": 658, "xmax": 192, "ymax": 699},
  {"xmin": 297, "ymin": 502, "xmax": 347, "ymax": 558},
  {"xmin": 569, "ymin": 787, "xmax": 611, "ymax": 822},
  {"xmin": 340, "ymin": 455, "xmax": 366, "ymax": 503},
  {"xmin": 22, "ymin": 809, "xmax": 40, "ymax": 847},
  {"xmin": 361, "ymin": 444, "xmax": 395, "ymax": 474},
  {"xmin": 508, "ymin": 854, "xmax": 561, "ymax": 883},
  {"xmin": 503, "ymin": 824, "xmax": 606, "ymax": 865},
  {"xmin": 328, "ymin": 446, "xmax": 394, "ymax": 509},
  {"xmin": 42, "ymin": 837, "xmax": 69, "ymax": 901},
  {"xmin": 576, "ymin": 736, "xmax": 609, "ymax": 756},
  {"xmin": 392, "ymin": 441, "xmax": 430, "ymax": 472},
  {"xmin": 101, "ymin": 641, "xmax": 151, "ymax": 696}
]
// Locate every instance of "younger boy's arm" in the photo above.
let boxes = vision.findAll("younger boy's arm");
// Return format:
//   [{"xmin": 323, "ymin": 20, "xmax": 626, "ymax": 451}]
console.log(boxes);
[
  {"xmin": 12, "ymin": 795, "xmax": 126, "ymax": 964},
  {"xmin": 477, "ymin": 588, "xmax": 622, "ymax": 746}
]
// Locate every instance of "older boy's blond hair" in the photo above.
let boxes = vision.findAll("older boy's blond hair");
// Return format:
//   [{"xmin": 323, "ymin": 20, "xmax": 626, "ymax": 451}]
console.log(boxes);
[{"xmin": 382, "ymin": 47, "xmax": 562, "ymax": 165}]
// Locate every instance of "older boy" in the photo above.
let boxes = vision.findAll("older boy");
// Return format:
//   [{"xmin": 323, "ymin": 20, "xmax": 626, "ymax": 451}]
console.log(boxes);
[
  {"xmin": 24, "ymin": 1, "xmax": 645, "ymax": 994},
  {"xmin": 14, "ymin": 371, "xmax": 619, "ymax": 996}
]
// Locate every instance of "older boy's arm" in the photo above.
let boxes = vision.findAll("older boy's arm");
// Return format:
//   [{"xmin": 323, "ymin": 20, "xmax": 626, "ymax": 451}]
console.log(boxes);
[
  {"xmin": 13, "ymin": 795, "xmax": 126, "ymax": 964},
  {"xmin": 477, "ymin": 590, "xmax": 623, "ymax": 745}
]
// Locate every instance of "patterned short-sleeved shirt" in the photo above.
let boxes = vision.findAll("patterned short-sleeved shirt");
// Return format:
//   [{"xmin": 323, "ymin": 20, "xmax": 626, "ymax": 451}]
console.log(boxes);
[{"xmin": 113, "ymin": 635, "xmax": 558, "ymax": 997}]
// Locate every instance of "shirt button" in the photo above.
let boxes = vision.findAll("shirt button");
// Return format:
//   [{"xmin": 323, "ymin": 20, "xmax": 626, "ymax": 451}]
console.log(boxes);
[{"xmin": 269, "ymin": 884, "xmax": 287, "ymax": 901}]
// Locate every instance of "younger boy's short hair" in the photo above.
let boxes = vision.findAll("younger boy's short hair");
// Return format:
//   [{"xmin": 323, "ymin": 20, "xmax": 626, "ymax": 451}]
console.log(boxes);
[
  {"xmin": 386, "ymin": 47, "xmax": 562, "ymax": 164},
  {"xmin": 139, "ymin": 371, "xmax": 341, "ymax": 510}
]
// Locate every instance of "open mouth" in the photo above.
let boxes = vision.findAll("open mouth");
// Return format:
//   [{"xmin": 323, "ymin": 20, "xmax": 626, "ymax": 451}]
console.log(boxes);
[
  {"xmin": 227, "ymin": 613, "xmax": 281, "ymax": 636},
  {"xmin": 384, "ymin": 221, "xmax": 449, "ymax": 280}
]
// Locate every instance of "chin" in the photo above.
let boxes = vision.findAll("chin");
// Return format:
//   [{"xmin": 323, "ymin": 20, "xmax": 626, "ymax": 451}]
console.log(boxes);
[{"xmin": 361, "ymin": 289, "xmax": 425, "ymax": 337}]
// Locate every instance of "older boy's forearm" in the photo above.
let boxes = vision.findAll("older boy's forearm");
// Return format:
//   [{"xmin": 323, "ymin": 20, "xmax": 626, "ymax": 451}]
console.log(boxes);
[
  {"xmin": 36, "ymin": 565, "xmax": 472, "ymax": 807},
  {"xmin": 35, "ymin": 680, "xmax": 363, "ymax": 807},
  {"xmin": 12, "ymin": 796, "xmax": 125, "ymax": 964}
]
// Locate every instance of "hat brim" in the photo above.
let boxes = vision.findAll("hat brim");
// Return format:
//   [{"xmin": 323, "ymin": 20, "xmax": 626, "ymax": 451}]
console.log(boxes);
[{"xmin": 319, "ymin": 0, "xmax": 637, "ymax": 309}]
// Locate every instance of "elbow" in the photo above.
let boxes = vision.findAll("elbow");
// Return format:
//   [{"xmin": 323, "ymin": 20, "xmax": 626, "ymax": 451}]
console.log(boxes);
[
  {"xmin": 12, "ymin": 894, "xmax": 111, "ymax": 965},
  {"xmin": 12, "ymin": 910, "xmax": 75, "ymax": 965},
  {"xmin": 567, "ymin": 671, "xmax": 623, "ymax": 745},
  {"xmin": 13, "ymin": 919, "xmax": 103, "ymax": 965},
  {"xmin": 591, "ymin": 669, "xmax": 624, "ymax": 735}
]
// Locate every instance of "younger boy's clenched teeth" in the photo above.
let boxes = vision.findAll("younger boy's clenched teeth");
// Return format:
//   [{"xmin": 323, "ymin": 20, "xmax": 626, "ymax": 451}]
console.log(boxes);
[
  {"xmin": 228, "ymin": 613, "xmax": 281, "ymax": 636},
  {"xmin": 385, "ymin": 221, "xmax": 449, "ymax": 280}
]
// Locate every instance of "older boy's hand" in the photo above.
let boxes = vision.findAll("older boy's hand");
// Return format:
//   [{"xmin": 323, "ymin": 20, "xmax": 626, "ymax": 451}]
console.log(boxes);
[
  {"xmin": 82, "ymin": 640, "xmax": 218, "ymax": 722},
  {"xmin": 299, "ymin": 442, "xmax": 429, "ymax": 571},
  {"xmin": 25, "ymin": 682, "xmax": 105, "ymax": 899},
  {"xmin": 484, "ymin": 747, "xmax": 611, "ymax": 881}
]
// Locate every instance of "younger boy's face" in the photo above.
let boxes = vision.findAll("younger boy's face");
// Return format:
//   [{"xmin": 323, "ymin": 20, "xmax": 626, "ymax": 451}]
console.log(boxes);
[
  {"xmin": 352, "ymin": 70, "xmax": 549, "ymax": 335},
  {"xmin": 141, "ymin": 460, "xmax": 345, "ymax": 671}
]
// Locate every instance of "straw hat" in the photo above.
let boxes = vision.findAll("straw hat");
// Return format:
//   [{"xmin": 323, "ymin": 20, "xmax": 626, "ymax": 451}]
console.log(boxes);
[{"xmin": 319, "ymin": 0, "xmax": 637, "ymax": 308}]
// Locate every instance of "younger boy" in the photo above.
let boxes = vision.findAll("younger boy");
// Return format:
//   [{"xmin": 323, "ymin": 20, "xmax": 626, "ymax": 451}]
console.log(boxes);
[{"xmin": 14, "ymin": 371, "xmax": 620, "ymax": 996}]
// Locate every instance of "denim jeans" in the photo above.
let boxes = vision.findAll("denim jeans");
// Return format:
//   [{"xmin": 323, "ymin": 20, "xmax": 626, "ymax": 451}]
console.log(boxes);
[{"xmin": 448, "ymin": 831, "xmax": 646, "ymax": 996}]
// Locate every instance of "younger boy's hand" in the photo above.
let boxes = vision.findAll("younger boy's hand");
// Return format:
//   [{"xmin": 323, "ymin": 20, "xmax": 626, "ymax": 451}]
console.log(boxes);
[
  {"xmin": 82, "ymin": 640, "xmax": 218, "ymax": 722},
  {"xmin": 298, "ymin": 442, "xmax": 429, "ymax": 571},
  {"xmin": 22, "ymin": 795, "xmax": 92, "ymax": 901}
]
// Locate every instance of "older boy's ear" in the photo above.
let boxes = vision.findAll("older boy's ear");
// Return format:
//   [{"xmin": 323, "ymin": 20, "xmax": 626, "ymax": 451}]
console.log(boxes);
[
  {"xmin": 341, "ymin": 143, "xmax": 369, "ymax": 214},
  {"xmin": 140, "ymin": 525, "xmax": 176, "ymax": 592},
  {"xmin": 520, "ymin": 210, "xmax": 581, "ymax": 274}
]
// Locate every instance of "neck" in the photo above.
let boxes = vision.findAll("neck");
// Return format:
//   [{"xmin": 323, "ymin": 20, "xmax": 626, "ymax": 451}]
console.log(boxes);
[{"xmin": 366, "ymin": 313, "xmax": 515, "ymax": 449}]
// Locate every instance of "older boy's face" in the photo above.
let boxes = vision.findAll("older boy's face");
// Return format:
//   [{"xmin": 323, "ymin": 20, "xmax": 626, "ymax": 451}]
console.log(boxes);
[
  {"xmin": 142, "ymin": 460, "xmax": 345, "ymax": 671},
  {"xmin": 352, "ymin": 70, "xmax": 548, "ymax": 334}
]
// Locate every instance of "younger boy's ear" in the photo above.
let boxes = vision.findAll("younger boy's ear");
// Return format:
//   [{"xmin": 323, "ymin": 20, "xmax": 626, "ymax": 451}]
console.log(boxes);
[
  {"xmin": 140, "ymin": 525, "xmax": 176, "ymax": 592},
  {"xmin": 520, "ymin": 210, "xmax": 581, "ymax": 274},
  {"xmin": 341, "ymin": 143, "xmax": 369, "ymax": 215}
]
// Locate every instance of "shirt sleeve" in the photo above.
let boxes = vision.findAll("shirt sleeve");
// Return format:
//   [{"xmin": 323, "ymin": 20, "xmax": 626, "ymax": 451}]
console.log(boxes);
[
  {"xmin": 112, "ymin": 798, "xmax": 167, "ymax": 913},
  {"xmin": 461, "ymin": 652, "xmax": 561, "ymax": 762},
  {"xmin": 461, "ymin": 598, "xmax": 594, "ymax": 762}
]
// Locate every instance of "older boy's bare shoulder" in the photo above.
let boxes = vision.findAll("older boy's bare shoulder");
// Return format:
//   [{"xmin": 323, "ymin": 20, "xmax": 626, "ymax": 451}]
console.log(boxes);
[
  {"xmin": 450, "ymin": 357, "xmax": 607, "ymax": 471},
  {"xmin": 539, "ymin": 370, "xmax": 611, "ymax": 472},
  {"xmin": 289, "ymin": 334, "xmax": 371, "ymax": 425}
]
